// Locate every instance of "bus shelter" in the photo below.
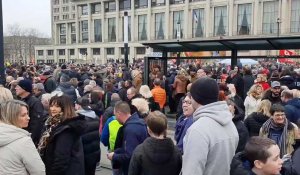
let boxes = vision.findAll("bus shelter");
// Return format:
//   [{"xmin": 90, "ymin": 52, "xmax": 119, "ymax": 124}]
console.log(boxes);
[{"xmin": 142, "ymin": 36, "xmax": 300, "ymax": 85}]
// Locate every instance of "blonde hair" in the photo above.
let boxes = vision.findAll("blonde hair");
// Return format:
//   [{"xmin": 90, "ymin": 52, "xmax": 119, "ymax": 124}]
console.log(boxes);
[
  {"xmin": 139, "ymin": 85, "xmax": 153, "ymax": 99},
  {"xmin": 247, "ymin": 84, "xmax": 263, "ymax": 97},
  {"xmin": 257, "ymin": 100, "xmax": 272, "ymax": 117},
  {"xmin": 0, "ymin": 100, "xmax": 28, "ymax": 127},
  {"xmin": 257, "ymin": 74, "xmax": 267, "ymax": 82},
  {"xmin": 131, "ymin": 98, "xmax": 149, "ymax": 114},
  {"xmin": 292, "ymin": 89, "xmax": 300, "ymax": 98},
  {"xmin": 0, "ymin": 86, "xmax": 13, "ymax": 104}
]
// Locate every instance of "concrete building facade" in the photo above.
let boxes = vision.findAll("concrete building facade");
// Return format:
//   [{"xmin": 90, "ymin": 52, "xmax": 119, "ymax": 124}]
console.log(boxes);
[{"xmin": 35, "ymin": 0, "xmax": 300, "ymax": 64}]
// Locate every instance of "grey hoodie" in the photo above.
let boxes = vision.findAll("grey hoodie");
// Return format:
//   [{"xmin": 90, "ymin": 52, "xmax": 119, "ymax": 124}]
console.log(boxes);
[
  {"xmin": 182, "ymin": 101, "xmax": 239, "ymax": 175},
  {"xmin": 0, "ymin": 123, "xmax": 45, "ymax": 175},
  {"xmin": 77, "ymin": 109, "xmax": 98, "ymax": 119}
]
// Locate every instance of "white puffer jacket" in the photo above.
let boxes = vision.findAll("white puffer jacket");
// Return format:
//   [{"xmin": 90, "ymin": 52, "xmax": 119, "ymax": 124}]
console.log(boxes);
[{"xmin": 0, "ymin": 123, "xmax": 45, "ymax": 175}]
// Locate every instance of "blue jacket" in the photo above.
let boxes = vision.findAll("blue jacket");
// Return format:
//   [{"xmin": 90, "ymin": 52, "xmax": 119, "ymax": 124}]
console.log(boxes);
[
  {"xmin": 101, "ymin": 116, "xmax": 115, "ymax": 147},
  {"xmin": 175, "ymin": 115, "xmax": 193, "ymax": 153},
  {"xmin": 285, "ymin": 98, "xmax": 300, "ymax": 125},
  {"xmin": 112, "ymin": 113, "xmax": 148, "ymax": 175}
]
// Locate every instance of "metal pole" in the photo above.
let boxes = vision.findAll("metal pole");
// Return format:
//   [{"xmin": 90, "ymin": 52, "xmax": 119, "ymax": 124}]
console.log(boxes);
[
  {"xmin": 124, "ymin": 11, "xmax": 129, "ymax": 67},
  {"xmin": 277, "ymin": 18, "xmax": 280, "ymax": 37},
  {"xmin": 0, "ymin": 0, "xmax": 5, "ymax": 85}
]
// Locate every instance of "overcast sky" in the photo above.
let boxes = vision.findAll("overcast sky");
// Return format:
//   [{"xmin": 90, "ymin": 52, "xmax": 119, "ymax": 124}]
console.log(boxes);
[{"xmin": 3, "ymin": 0, "xmax": 51, "ymax": 37}]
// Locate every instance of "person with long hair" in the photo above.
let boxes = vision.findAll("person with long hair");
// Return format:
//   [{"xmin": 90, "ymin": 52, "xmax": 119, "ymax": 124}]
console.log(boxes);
[
  {"xmin": 244, "ymin": 84, "xmax": 263, "ymax": 118},
  {"xmin": 38, "ymin": 94, "xmax": 86, "ymax": 175},
  {"xmin": 244, "ymin": 100, "xmax": 272, "ymax": 137},
  {"xmin": 0, "ymin": 100, "xmax": 45, "ymax": 174}
]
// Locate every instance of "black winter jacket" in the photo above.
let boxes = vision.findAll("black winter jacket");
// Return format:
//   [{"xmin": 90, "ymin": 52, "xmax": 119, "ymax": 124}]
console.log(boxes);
[
  {"xmin": 129, "ymin": 137, "xmax": 182, "ymax": 175},
  {"xmin": 233, "ymin": 111, "xmax": 249, "ymax": 153},
  {"xmin": 42, "ymin": 116, "xmax": 86, "ymax": 175},
  {"xmin": 244, "ymin": 112, "xmax": 269, "ymax": 137},
  {"xmin": 230, "ymin": 152, "xmax": 256, "ymax": 175},
  {"xmin": 80, "ymin": 114, "xmax": 100, "ymax": 175},
  {"xmin": 262, "ymin": 90, "xmax": 282, "ymax": 105},
  {"xmin": 21, "ymin": 94, "xmax": 45, "ymax": 146}
]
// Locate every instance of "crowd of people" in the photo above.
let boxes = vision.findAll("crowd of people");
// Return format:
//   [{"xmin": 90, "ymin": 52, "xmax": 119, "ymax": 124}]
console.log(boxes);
[{"xmin": 0, "ymin": 59, "xmax": 300, "ymax": 175}]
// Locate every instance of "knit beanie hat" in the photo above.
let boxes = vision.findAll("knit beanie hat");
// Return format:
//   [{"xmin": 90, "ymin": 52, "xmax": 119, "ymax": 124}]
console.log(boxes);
[
  {"xmin": 190, "ymin": 78, "xmax": 219, "ymax": 106},
  {"xmin": 18, "ymin": 79, "xmax": 32, "ymax": 93}
]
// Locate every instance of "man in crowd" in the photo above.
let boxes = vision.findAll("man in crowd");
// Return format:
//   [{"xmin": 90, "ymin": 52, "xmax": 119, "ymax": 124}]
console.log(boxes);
[
  {"xmin": 15, "ymin": 79, "xmax": 45, "ymax": 146},
  {"xmin": 151, "ymin": 78, "xmax": 166, "ymax": 111},
  {"xmin": 281, "ymin": 89, "xmax": 300, "ymax": 125},
  {"xmin": 107, "ymin": 101, "xmax": 148, "ymax": 175},
  {"xmin": 262, "ymin": 81, "xmax": 282, "ymax": 105},
  {"xmin": 182, "ymin": 77, "xmax": 239, "ymax": 175}
]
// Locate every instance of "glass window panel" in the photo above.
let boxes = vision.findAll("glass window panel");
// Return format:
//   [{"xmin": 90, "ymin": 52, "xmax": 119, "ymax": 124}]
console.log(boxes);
[
  {"xmin": 81, "ymin": 20, "xmax": 88, "ymax": 43},
  {"xmin": 192, "ymin": 9, "xmax": 205, "ymax": 38},
  {"xmin": 155, "ymin": 13, "xmax": 165, "ymax": 40},
  {"xmin": 214, "ymin": 6, "xmax": 227, "ymax": 36},
  {"xmin": 237, "ymin": 4, "xmax": 252, "ymax": 35},
  {"xmin": 82, "ymin": 5, "xmax": 88, "ymax": 15},
  {"xmin": 138, "ymin": 15, "xmax": 147, "ymax": 40},
  {"xmin": 108, "ymin": 18, "xmax": 116, "ymax": 42},
  {"xmin": 92, "ymin": 3, "xmax": 101, "ymax": 14},
  {"xmin": 173, "ymin": 11, "xmax": 184, "ymax": 39},
  {"xmin": 94, "ymin": 19, "xmax": 102, "ymax": 42},
  {"xmin": 291, "ymin": 0, "xmax": 300, "ymax": 32},
  {"xmin": 262, "ymin": 1, "xmax": 279, "ymax": 34}
]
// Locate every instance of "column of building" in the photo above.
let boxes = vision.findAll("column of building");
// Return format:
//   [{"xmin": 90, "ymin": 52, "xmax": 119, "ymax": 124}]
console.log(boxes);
[
  {"xmin": 100, "ymin": 2, "xmax": 105, "ymax": 63},
  {"xmin": 130, "ymin": 0, "xmax": 135, "ymax": 62}
]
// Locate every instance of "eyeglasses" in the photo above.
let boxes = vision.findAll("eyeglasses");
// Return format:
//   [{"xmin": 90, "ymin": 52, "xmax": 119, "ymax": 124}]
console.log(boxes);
[
  {"xmin": 183, "ymin": 100, "xmax": 192, "ymax": 105},
  {"xmin": 274, "ymin": 113, "xmax": 285, "ymax": 117}
]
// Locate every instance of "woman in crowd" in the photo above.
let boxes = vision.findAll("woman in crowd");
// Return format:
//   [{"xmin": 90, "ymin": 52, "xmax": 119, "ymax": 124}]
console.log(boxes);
[
  {"xmin": 139, "ymin": 85, "xmax": 160, "ymax": 112},
  {"xmin": 131, "ymin": 98, "xmax": 150, "ymax": 119},
  {"xmin": 175, "ymin": 93, "xmax": 194, "ymax": 154},
  {"xmin": 260, "ymin": 104, "xmax": 299, "ymax": 157},
  {"xmin": 244, "ymin": 100, "xmax": 272, "ymax": 137},
  {"xmin": 38, "ymin": 94, "xmax": 86, "ymax": 175},
  {"xmin": 244, "ymin": 84, "xmax": 263, "ymax": 118},
  {"xmin": 255, "ymin": 73, "xmax": 270, "ymax": 91},
  {"xmin": 173, "ymin": 71, "xmax": 188, "ymax": 110},
  {"xmin": 90, "ymin": 90, "xmax": 104, "ymax": 117},
  {"xmin": 129, "ymin": 111, "xmax": 182, "ymax": 175},
  {"xmin": 227, "ymin": 99, "xmax": 249, "ymax": 153},
  {"xmin": 0, "ymin": 100, "xmax": 45, "ymax": 174}
]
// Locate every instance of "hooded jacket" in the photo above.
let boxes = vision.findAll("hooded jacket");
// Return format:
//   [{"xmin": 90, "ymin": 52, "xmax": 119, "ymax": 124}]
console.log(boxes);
[
  {"xmin": 113, "ymin": 112, "xmax": 148, "ymax": 175},
  {"xmin": 285, "ymin": 98, "xmax": 300, "ymax": 125},
  {"xmin": 0, "ymin": 123, "xmax": 45, "ymax": 175},
  {"xmin": 182, "ymin": 101, "xmax": 239, "ymax": 175},
  {"xmin": 244, "ymin": 112, "xmax": 270, "ymax": 137},
  {"xmin": 41, "ymin": 116, "xmax": 86, "ymax": 175},
  {"xmin": 55, "ymin": 82, "xmax": 77, "ymax": 103},
  {"xmin": 128, "ymin": 137, "xmax": 182, "ymax": 175},
  {"xmin": 230, "ymin": 152, "xmax": 256, "ymax": 175}
]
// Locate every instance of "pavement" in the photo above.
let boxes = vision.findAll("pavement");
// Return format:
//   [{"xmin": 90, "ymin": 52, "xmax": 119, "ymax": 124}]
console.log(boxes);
[{"xmin": 95, "ymin": 115, "xmax": 177, "ymax": 175}]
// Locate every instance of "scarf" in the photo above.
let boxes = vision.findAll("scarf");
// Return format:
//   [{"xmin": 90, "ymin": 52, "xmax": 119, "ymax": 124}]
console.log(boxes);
[
  {"xmin": 37, "ymin": 114, "xmax": 63, "ymax": 156},
  {"xmin": 261, "ymin": 118, "xmax": 288, "ymax": 157}
]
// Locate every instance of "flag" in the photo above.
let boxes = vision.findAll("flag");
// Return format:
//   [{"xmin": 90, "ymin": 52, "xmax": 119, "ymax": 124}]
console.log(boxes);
[{"xmin": 193, "ymin": 11, "xmax": 198, "ymax": 23}]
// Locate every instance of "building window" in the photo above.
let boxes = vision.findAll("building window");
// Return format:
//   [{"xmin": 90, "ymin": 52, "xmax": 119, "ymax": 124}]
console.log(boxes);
[
  {"xmin": 170, "ymin": 0, "xmax": 185, "ymax": 5},
  {"xmin": 63, "ymin": 14, "xmax": 69, "ymax": 20},
  {"xmin": 81, "ymin": 20, "xmax": 89, "ymax": 43},
  {"xmin": 46, "ymin": 60, "xmax": 54, "ymax": 64},
  {"xmin": 135, "ymin": 0, "xmax": 148, "ymax": 8},
  {"xmin": 92, "ymin": 3, "xmax": 101, "ymax": 14},
  {"xmin": 81, "ymin": 5, "xmax": 88, "ymax": 15},
  {"xmin": 173, "ymin": 11, "xmax": 184, "ymax": 39},
  {"xmin": 237, "ymin": 4, "xmax": 252, "ymax": 35},
  {"xmin": 59, "ymin": 24, "xmax": 66, "ymax": 44},
  {"xmin": 93, "ymin": 48, "xmax": 101, "ymax": 55},
  {"xmin": 192, "ymin": 9, "xmax": 204, "ymax": 38},
  {"xmin": 108, "ymin": 18, "xmax": 116, "ymax": 42},
  {"xmin": 54, "ymin": 0, "xmax": 59, "ymax": 5},
  {"xmin": 62, "ymin": 6, "xmax": 69, "ymax": 12},
  {"xmin": 63, "ymin": 0, "xmax": 68, "ymax": 4},
  {"xmin": 59, "ymin": 59, "xmax": 66, "ymax": 63},
  {"xmin": 54, "ymin": 16, "xmax": 59, "ymax": 21},
  {"xmin": 120, "ymin": 0, "xmax": 131, "ymax": 10},
  {"xmin": 54, "ymin": 8, "xmax": 59, "ymax": 13},
  {"xmin": 72, "ymin": 6, "xmax": 75, "ymax": 11},
  {"xmin": 107, "ymin": 48, "xmax": 115, "ymax": 55},
  {"xmin": 138, "ymin": 15, "xmax": 147, "ymax": 41},
  {"xmin": 291, "ymin": 0, "xmax": 300, "ymax": 33},
  {"xmin": 70, "ymin": 23, "xmax": 76, "ymax": 44},
  {"xmin": 69, "ymin": 49, "xmax": 75, "ymax": 55},
  {"xmin": 122, "ymin": 16, "xmax": 131, "ymax": 41},
  {"xmin": 72, "ymin": 14, "xmax": 76, "ymax": 19},
  {"xmin": 152, "ymin": 0, "xmax": 165, "ymax": 6},
  {"xmin": 47, "ymin": 50, "xmax": 54, "ymax": 56},
  {"xmin": 214, "ymin": 6, "xmax": 227, "ymax": 36},
  {"xmin": 155, "ymin": 13, "xmax": 165, "ymax": 40},
  {"xmin": 121, "ymin": 47, "xmax": 130, "ymax": 54},
  {"xmin": 136, "ymin": 47, "xmax": 146, "ymax": 54},
  {"xmin": 94, "ymin": 19, "xmax": 102, "ymax": 42},
  {"xmin": 38, "ymin": 50, "xmax": 44, "ymax": 56},
  {"xmin": 105, "ymin": 1, "xmax": 116, "ymax": 12},
  {"xmin": 262, "ymin": 1, "xmax": 278, "ymax": 34},
  {"xmin": 58, "ymin": 49, "xmax": 65, "ymax": 55},
  {"xmin": 80, "ymin": 48, "xmax": 87, "ymax": 55}
]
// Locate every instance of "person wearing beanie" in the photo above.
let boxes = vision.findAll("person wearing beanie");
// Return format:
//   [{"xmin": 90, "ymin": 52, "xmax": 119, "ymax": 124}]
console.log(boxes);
[
  {"xmin": 182, "ymin": 77, "xmax": 239, "ymax": 175},
  {"xmin": 15, "ymin": 80, "xmax": 45, "ymax": 146}
]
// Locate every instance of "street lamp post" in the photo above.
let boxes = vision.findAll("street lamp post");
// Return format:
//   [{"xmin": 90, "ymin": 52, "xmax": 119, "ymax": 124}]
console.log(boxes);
[
  {"xmin": 176, "ymin": 21, "xmax": 181, "ymax": 66},
  {"xmin": 0, "ymin": 0, "xmax": 5, "ymax": 85},
  {"xmin": 277, "ymin": 18, "xmax": 281, "ymax": 37},
  {"xmin": 124, "ymin": 11, "xmax": 129, "ymax": 67}
]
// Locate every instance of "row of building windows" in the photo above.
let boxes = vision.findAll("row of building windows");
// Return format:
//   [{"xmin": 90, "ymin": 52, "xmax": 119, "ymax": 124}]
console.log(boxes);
[
  {"xmin": 54, "ymin": 0, "xmax": 68, "ymax": 5},
  {"xmin": 56, "ymin": 1, "xmax": 300, "ymax": 45},
  {"xmin": 37, "ymin": 47, "xmax": 146, "ymax": 56}
]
